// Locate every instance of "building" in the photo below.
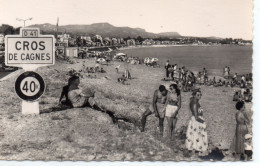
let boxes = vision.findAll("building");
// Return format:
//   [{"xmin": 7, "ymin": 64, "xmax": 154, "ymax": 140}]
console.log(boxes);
[
  {"xmin": 0, "ymin": 34, "xmax": 4, "ymax": 44},
  {"xmin": 57, "ymin": 34, "xmax": 70, "ymax": 47},
  {"xmin": 126, "ymin": 39, "xmax": 136, "ymax": 46}
]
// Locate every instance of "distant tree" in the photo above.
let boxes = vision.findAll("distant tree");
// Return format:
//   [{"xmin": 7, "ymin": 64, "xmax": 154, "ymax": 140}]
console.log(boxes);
[
  {"xmin": 0, "ymin": 24, "xmax": 15, "ymax": 35},
  {"xmin": 76, "ymin": 36, "xmax": 82, "ymax": 48},
  {"xmin": 136, "ymin": 36, "xmax": 144, "ymax": 42},
  {"xmin": 82, "ymin": 39, "xmax": 87, "ymax": 46},
  {"xmin": 124, "ymin": 36, "xmax": 131, "ymax": 41}
]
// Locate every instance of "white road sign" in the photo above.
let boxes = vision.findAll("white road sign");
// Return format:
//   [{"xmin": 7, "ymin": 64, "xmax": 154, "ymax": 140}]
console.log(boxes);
[
  {"xmin": 5, "ymin": 28, "xmax": 55, "ymax": 69},
  {"xmin": 15, "ymin": 71, "xmax": 45, "ymax": 101}
]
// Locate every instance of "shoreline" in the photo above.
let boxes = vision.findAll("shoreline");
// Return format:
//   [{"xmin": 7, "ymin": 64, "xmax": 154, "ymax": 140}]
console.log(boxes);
[{"xmin": 118, "ymin": 44, "xmax": 252, "ymax": 51}]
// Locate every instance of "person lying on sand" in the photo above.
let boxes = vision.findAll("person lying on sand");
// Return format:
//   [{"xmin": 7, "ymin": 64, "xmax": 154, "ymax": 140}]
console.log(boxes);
[{"xmin": 141, "ymin": 85, "xmax": 168, "ymax": 135}]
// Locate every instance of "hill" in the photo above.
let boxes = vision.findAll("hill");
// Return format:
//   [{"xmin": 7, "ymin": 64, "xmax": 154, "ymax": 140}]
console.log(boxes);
[{"xmin": 29, "ymin": 22, "xmax": 181, "ymax": 38}]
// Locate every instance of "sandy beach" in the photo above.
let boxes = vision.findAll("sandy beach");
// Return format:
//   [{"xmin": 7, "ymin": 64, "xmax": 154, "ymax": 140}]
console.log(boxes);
[{"xmin": 0, "ymin": 56, "xmax": 252, "ymax": 161}]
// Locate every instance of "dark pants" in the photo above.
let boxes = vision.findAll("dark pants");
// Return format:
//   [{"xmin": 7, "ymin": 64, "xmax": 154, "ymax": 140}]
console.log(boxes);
[
  {"xmin": 166, "ymin": 69, "xmax": 169, "ymax": 78},
  {"xmin": 170, "ymin": 72, "xmax": 174, "ymax": 80}
]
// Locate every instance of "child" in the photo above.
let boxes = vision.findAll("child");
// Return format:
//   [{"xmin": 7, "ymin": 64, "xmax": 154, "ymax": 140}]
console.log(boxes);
[
  {"xmin": 233, "ymin": 91, "xmax": 240, "ymax": 101},
  {"xmin": 244, "ymin": 89, "xmax": 252, "ymax": 102},
  {"xmin": 244, "ymin": 134, "xmax": 253, "ymax": 160}
]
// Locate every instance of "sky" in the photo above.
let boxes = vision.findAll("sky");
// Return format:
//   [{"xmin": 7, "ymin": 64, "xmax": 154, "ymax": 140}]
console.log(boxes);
[{"xmin": 0, "ymin": 0, "xmax": 253, "ymax": 40}]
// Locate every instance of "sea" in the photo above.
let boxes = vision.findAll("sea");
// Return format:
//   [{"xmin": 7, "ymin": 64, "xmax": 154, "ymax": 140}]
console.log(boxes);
[{"xmin": 120, "ymin": 45, "xmax": 253, "ymax": 76}]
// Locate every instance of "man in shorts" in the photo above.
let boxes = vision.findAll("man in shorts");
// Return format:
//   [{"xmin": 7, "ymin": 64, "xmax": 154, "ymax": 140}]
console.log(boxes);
[{"xmin": 141, "ymin": 85, "xmax": 168, "ymax": 135}]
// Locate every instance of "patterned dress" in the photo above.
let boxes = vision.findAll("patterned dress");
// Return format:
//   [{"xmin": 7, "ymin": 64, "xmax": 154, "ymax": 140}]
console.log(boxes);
[{"xmin": 185, "ymin": 100, "xmax": 208, "ymax": 152}]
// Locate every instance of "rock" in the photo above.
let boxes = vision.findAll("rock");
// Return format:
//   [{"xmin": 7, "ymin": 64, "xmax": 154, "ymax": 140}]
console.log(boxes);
[{"xmin": 87, "ymin": 155, "xmax": 96, "ymax": 161}]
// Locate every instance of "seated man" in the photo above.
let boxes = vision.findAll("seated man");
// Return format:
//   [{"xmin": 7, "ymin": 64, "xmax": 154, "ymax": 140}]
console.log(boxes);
[{"xmin": 67, "ymin": 76, "xmax": 94, "ymax": 108}]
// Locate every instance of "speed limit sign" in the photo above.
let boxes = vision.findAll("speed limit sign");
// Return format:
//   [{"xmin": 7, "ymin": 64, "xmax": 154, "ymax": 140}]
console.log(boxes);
[{"xmin": 15, "ymin": 71, "xmax": 45, "ymax": 101}]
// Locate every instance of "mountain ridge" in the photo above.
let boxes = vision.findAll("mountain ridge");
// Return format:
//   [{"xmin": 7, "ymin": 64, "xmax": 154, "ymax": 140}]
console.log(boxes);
[{"xmin": 29, "ymin": 22, "xmax": 182, "ymax": 38}]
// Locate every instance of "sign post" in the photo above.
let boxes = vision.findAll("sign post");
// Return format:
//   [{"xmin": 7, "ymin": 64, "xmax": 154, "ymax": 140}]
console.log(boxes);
[{"xmin": 5, "ymin": 28, "xmax": 55, "ymax": 114}]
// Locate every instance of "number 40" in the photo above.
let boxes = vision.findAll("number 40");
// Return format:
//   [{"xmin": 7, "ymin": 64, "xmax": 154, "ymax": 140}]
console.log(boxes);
[{"xmin": 22, "ymin": 81, "xmax": 36, "ymax": 93}]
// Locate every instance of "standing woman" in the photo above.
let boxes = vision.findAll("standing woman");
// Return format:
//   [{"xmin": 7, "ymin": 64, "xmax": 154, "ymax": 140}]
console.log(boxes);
[
  {"xmin": 185, "ymin": 89, "xmax": 208, "ymax": 156},
  {"xmin": 230, "ymin": 101, "xmax": 250, "ymax": 160},
  {"xmin": 165, "ymin": 84, "xmax": 181, "ymax": 140}
]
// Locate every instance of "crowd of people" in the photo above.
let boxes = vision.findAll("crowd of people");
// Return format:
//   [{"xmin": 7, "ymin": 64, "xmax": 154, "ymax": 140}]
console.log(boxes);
[
  {"xmin": 58, "ymin": 57, "xmax": 252, "ymax": 161},
  {"xmin": 164, "ymin": 60, "xmax": 253, "ymax": 104},
  {"xmin": 140, "ymin": 83, "xmax": 252, "ymax": 160}
]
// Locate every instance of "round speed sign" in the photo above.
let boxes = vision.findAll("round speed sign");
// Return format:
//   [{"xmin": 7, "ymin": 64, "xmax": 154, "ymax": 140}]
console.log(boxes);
[{"xmin": 15, "ymin": 71, "xmax": 45, "ymax": 101}]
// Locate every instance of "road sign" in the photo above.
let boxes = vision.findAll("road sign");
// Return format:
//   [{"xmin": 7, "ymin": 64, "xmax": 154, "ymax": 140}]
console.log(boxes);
[
  {"xmin": 15, "ymin": 71, "xmax": 45, "ymax": 101},
  {"xmin": 5, "ymin": 27, "xmax": 55, "ymax": 114},
  {"xmin": 5, "ymin": 27, "xmax": 55, "ymax": 70}
]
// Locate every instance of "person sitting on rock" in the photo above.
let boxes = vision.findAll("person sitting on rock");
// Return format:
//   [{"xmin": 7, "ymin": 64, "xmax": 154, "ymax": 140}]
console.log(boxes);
[{"xmin": 67, "ymin": 76, "xmax": 94, "ymax": 108}]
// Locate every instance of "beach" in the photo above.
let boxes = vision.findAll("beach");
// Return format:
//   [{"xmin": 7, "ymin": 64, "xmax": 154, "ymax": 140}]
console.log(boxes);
[
  {"xmin": 0, "ymin": 48, "xmax": 252, "ymax": 160},
  {"xmin": 120, "ymin": 45, "xmax": 253, "ymax": 76}
]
